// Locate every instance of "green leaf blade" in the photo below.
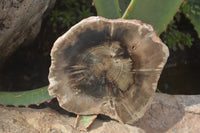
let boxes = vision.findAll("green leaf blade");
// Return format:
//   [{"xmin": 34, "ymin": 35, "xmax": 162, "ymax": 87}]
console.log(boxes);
[
  {"xmin": 94, "ymin": 0, "xmax": 121, "ymax": 19},
  {"xmin": 0, "ymin": 86, "xmax": 53, "ymax": 106},
  {"xmin": 76, "ymin": 115, "xmax": 97, "ymax": 131},
  {"xmin": 123, "ymin": 0, "xmax": 183, "ymax": 35}
]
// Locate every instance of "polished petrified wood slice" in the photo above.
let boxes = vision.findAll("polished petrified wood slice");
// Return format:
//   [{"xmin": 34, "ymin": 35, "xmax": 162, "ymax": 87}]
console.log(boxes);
[{"xmin": 48, "ymin": 16, "xmax": 169, "ymax": 124}]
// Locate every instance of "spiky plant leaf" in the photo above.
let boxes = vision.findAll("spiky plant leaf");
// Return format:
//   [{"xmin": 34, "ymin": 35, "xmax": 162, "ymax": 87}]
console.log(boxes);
[
  {"xmin": 122, "ymin": 0, "xmax": 183, "ymax": 35},
  {"xmin": 94, "ymin": 0, "xmax": 121, "ymax": 19},
  {"xmin": 0, "ymin": 86, "xmax": 53, "ymax": 106},
  {"xmin": 76, "ymin": 115, "xmax": 97, "ymax": 131}
]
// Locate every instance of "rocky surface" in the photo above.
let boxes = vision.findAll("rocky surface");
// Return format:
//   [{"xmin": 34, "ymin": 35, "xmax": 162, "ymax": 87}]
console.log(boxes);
[
  {"xmin": 0, "ymin": 93, "xmax": 199, "ymax": 133},
  {"xmin": 0, "ymin": 0, "xmax": 56, "ymax": 66},
  {"xmin": 0, "ymin": 106, "xmax": 145, "ymax": 133},
  {"xmin": 135, "ymin": 94, "xmax": 200, "ymax": 133}
]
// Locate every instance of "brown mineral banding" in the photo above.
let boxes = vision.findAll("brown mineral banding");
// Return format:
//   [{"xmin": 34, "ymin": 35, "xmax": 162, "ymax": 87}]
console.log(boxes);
[{"xmin": 48, "ymin": 16, "xmax": 169, "ymax": 124}]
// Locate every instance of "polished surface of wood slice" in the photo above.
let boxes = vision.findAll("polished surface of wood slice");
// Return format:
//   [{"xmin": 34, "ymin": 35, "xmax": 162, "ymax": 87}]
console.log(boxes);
[{"xmin": 48, "ymin": 16, "xmax": 169, "ymax": 124}]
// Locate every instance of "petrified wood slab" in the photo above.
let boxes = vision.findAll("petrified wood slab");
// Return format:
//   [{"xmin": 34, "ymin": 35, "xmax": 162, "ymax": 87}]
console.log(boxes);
[{"xmin": 48, "ymin": 16, "xmax": 169, "ymax": 124}]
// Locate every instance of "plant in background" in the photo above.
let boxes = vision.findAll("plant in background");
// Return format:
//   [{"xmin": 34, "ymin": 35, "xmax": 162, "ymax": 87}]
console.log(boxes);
[
  {"xmin": 48, "ymin": 0, "xmax": 200, "ymax": 51},
  {"xmin": 48, "ymin": 0, "xmax": 95, "ymax": 29},
  {"xmin": 182, "ymin": 0, "xmax": 200, "ymax": 38},
  {"xmin": 161, "ymin": 19, "xmax": 193, "ymax": 51},
  {"xmin": 94, "ymin": 0, "xmax": 183, "ymax": 35},
  {"xmin": 160, "ymin": 0, "xmax": 199, "ymax": 51}
]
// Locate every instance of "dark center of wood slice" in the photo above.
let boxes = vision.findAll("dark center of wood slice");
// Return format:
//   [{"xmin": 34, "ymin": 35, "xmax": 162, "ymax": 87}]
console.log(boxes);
[{"xmin": 68, "ymin": 41, "xmax": 135, "ymax": 98}]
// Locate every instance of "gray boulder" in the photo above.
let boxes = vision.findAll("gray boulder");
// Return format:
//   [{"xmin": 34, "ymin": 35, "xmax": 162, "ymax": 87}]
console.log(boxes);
[{"xmin": 0, "ymin": 0, "xmax": 56, "ymax": 65}]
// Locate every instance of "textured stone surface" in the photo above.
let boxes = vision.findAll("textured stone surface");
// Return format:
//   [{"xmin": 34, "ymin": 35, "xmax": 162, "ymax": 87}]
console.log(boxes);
[
  {"xmin": 0, "ymin": 94, "xmax": 199, "ymax": 133},
  {"xmin": 0, "ymin": 0, "xmax": 56, "ymax": 65},
  {"xmin": 134, "ymin": 94, "xmax": 200, "ymax": 133},
  {"xmin": 0, "ymin": 107, "xmax": 144, "ymax": 133}
]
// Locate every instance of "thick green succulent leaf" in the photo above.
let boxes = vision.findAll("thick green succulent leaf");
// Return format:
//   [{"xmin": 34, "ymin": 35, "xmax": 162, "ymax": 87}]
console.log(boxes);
[
  {"xmin": 182, "ymin": 0, "xmax": 200, "ymax": 38},
  {"xmin": 0, "ymin": 86, "xmax": 53, "ymax": 106},
  {"xmin": 76, "ymin": 115, "xmax": 97, "ymax": 130},
  {"xmin": 94, "ymin": 0, "xmax": 121, "ymax": 19},
  {"xmin": 123, "ymin": 0, "xmax": 183, "ymax": 35}
]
